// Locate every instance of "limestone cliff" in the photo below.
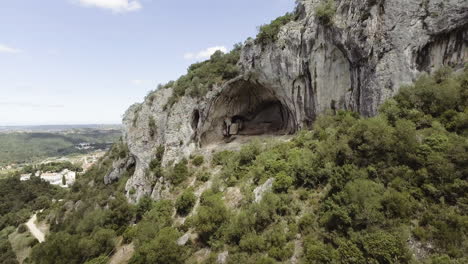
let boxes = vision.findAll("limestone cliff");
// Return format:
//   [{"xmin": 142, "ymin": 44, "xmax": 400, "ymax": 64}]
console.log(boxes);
[{"xmin": 117, "ymin": 0, "xmax": 467, "ymax": 201}]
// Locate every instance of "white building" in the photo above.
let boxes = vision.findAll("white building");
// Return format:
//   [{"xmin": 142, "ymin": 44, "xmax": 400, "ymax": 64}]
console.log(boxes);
[{"xmin": 20, "ymin": 169, "xmax": 76, "ymax": 188}]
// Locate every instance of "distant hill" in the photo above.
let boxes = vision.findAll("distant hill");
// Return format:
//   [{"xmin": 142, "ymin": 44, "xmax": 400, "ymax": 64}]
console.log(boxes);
[
  {"xmin": 0, "ymin": 124, "xmax": 121, "ymax": 133},
  {"xmin": 0, "ymin": 127, "xmax": 121, "ymax": 166}
]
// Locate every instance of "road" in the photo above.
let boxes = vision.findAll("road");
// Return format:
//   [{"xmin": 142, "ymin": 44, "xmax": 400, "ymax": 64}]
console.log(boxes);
[{"xmin": 26, "ymin": 214, "xmax": 45, "ymax": 243}]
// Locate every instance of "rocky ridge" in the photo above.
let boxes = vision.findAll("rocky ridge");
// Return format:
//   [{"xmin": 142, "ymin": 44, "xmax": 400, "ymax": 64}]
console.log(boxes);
[{"xmin": 113, "ymin": 0, "xmax": 467, "ymax": 201}]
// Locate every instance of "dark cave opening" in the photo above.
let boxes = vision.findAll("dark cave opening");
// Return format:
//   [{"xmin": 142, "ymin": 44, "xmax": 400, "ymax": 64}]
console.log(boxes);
[
  {"xmin": 199, "ymin": 79, "xmax": 295, "ymax": 145},
  {"xmin": 191, "ymin": 110, "xmax": 200, "ymax": 130},
  {"xmin": 224, "ymin": 101, "xmax": 287, "ymax": 136}
]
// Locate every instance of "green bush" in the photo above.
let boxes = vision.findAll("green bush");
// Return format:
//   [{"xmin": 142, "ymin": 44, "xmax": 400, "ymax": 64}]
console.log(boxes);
[
  {"xmin": 212, "ymin": 150, "xmax": 236, "ymax": 166},
  {"xmin": 191, "ymin": 155, "xmax": 204, "ymax": 167},
  {"xmin": 273, "ymin": 171, "xmax": 294, "ymax": 193},
  {"xmin": 303, "ymin": 238, "xmax": 338, "ymax": 263},
  {"xmin": 135, "ymin": 195, "xmax": 154, "ymax": 221},
  {"xmin": 168, "ymin": 159, "xmax": 189, "ymax": 185},
  {"xmin": 164, "ymin": 44, "xmax": 242, "ymax": 107},
  {"xmin": 239, "ymin": 233, "xmax": 265, "ymax": 253},
  {"xmin": 315, "ymin": 0, "xmax": 336, "ymax": 25},
  {"xmin": 192, "ymin": 191, "xmax": 229, "ymax": 243},
  {"xmin": 148, "ymin": 117, "xmax": 156, "ymax": 139},
  {"xmin": 84, "ymin": 256, "xmax": 109, "ymax": 264},
  {"xmin": 268, "ymin": 242, "xmax": 294, "ymax": 261},
  {"xmin": 175, "ymin": 189, "xmax": 196, "ymax": 216},
  {"xmin": 17, "ymin": 224, "xmax": 27, "ymax": 234},
  {"xmin": 256, "ymin": 12, "xmax": 295, "ymax": 45},
  {"xmin": 196, "ymin": 171, "xmax": 211, "ymax": 182},
  {"xmin": 130, "ymin": 227, "xmax": 187, "ymax": 264},
  {"xmin": 360, "ymin": 231, "xmax": 410, "ymax": 263}
]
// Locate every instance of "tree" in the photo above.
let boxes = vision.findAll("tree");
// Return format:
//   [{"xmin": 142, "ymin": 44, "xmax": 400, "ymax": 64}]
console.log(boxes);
[
  {"xmin": 192, "ymin": 192, "xmax": 229, "ymax": 243},
  {"xmin": 315, "ymin": 0, "xmax": 336, "ymax": 25},
  {"xmin": 168, "ymin": 160, "xmax": 189, "ymax": 185},
  {"xmin": 175, "ymin": 189, "xmax": 196, "ymax": 216},
  {"xmin": 273, "ymin": 172, "xmax": 294, "ymax": 193},
  {"xmin": 130, "ymin": 227, "xmax": 187, "ymax": 264}
]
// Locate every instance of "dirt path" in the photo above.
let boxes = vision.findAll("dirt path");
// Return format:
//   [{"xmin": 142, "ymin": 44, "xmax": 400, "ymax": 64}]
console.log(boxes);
[{"xmin": 26, "ymin": 214, "xmax": 45, "ymax": 243}]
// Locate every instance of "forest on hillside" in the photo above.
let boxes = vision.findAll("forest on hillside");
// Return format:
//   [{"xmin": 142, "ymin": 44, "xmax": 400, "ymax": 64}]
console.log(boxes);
[
  {"xmin": 0, "ymin": 129, "xmax": 121, "ymax": 166},
  {"xmin": 0, "ymin": 67, "xmax": 460, "ymax": 264}
]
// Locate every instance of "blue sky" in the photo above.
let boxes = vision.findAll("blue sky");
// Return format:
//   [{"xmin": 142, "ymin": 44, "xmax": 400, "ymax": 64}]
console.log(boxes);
[{"xmin": 0, "ymin": 0, "xmax": 296, "ymax": 125}]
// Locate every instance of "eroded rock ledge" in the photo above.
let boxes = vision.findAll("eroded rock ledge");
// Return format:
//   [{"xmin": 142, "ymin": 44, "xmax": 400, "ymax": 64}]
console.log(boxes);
[{"xmin": 121, "ymin": 0, "xmax": 467, "ymax": 201}]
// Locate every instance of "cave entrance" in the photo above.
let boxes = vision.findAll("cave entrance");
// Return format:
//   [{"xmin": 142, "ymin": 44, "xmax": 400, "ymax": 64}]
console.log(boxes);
[
  {"xmin": 200, "ymin": 79, "xmax": 295, "ymax": 145},
  {"xmin": 224, "ymin": 101, "xmax": 286, "ymax": 136},
  {"xmin": 191, "ymin": 110, "xmax": 200, "ymax": 130}
]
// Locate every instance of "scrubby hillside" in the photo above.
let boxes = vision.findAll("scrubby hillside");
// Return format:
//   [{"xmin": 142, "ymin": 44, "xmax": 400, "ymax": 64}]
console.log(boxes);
[
  {"xmin": 25, "ymin": 67, "xmax": 468, "ymax": 264},
  {"xmin": 120, "ymin": 0, "xmax": 467, "ymax": 202},
  {"xmin": 5, "ymin": 0, "xmax": 466, "ymax": 263}
]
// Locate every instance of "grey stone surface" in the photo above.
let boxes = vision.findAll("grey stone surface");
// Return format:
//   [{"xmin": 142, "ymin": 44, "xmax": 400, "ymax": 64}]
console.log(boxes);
[
  {"xmin": 121, "ymin": 0, "xmax": 467, "ymax": 202},
  {"xmin": 254, "ymin": 178, "xmax": 274, "ymax": 203},
  {"xmin": 104, "ymin": 156, "xmax": 135, "ymax": 185}
]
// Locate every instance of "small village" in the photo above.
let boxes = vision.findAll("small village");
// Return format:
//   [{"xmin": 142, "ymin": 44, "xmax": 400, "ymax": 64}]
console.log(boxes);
[{"xmin": 12, "ymin": 150, "xmax": 106, "ymax": 187}]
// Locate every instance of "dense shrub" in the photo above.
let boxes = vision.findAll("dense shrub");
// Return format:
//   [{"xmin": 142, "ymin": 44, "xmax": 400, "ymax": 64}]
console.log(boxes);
[
  {"xmin": 26, "ymin": 67, "xmax": 468, "ymax": 263},
  {"xmin": 0, "ymin": 176, "xmax": 64, "ymax": 230},
  {"xmin": 192, "ymin": 191, "xmax": 229, "ymax": 244},
  {"xmin": 315, "ymin": 0, "xmax": 336, "ymax": 25},
  {"xmin": 175, "ymin": 189, "xmax": 196, "ymax": 216},
  {"xmin": 191, "ymin": 155, "xmax": 204, "ymax": 167},
  {"xmin": 0, "ymin": 227, "xmax": 18, "ymax": 264},
  {"xmin": 212, "ymin": 150, "xmax": 236, "ymax": 166},
  {"xmin": 256, "ymin": 12, "xmax": 295, "ymax": 45},
  {"xmin": 303, "ymin": 238, "xmax": 338, "ymax": 263},
  {"xmin": 196, "ymin": 171, "xmax": 211, "ymax": 182},
  {"xmin": 272, "ymin": 171, "xmax": 294, "ymax": 193},
  {"xmin": 84, "ymin": 256, "xmax": 109, "ymax": 264},
  {"xmin": 164, "ymin": 44, "xmax": 242, "ymax": 107},
  {"xmin": 168, "ymin": 159, "xmax": 189, "ymax": 185},
  {"xmin": 148, "ymin": 116, "xmax": 156, "ymax": 139},
  {"xmin": 130, "ymin": 227, "xmax": 187, "ymax": 264}
]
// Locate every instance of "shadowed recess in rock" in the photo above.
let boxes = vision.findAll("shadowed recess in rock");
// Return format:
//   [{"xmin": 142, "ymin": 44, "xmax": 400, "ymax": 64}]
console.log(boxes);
[{"xmin": 199, "ymin": 79, "xmax": 295, "ymax": 145}]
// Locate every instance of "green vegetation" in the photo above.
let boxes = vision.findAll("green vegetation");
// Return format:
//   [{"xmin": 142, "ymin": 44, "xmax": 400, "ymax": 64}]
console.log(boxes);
[
  {"xmin": 131, "ymin": 227, "xmax": 186, "ymax": 264},
  {"xmin": 191, "ymin": 155, "xmax": 204, "ymax": 167},
  {"xmin": 315, "ymin": 0, "xmax": 336, "ymax": 25},
  {"xmin": 256, "ymin": 12, "xmax": 295, "ymax": 45},
  {"xmin": 163, "ymin": 44, "xmax": 242, "ymax": 108},
  {"xmin": 130, "ymin": 200, "xmax": 188, "ymax": 264},
  {"xmin": 0, "ymin": 176, "xmax": 65, "ymax": 230},
  {"xmin": 167, "ymin": 159, "xmax": 190, "ymax": 185},
  {"xmin": 188, "ymin": 67, "xmax": 467, "ymax": 263},
  {"xmin": 191, "ymin": 190, "xmax": 230, "ymax": 244},
  {"xmin": 175, "ymin": 189, "xmax": 196, "ymax": 216},
  {"xmin": 23, "ymin": 161, "xmax": 82, "ymax": 174},
  {"xmin": 29, "ymin": 150, "xmax": 135, "ymax": 264},
  {"xmin": 0, "ymin": 129, "xmax": 120, "ymax": 166},
  {"xmin": 148, "ymin": 116, "xmax": 156, "ymax": 139},
  {"xmin": 0, "ymin": 227, "xmax": 18, "ymax": 264},
  {"xmin": 11, "ymin": 67, "xmax": 466, "ymax": 263},
  {"xmin": 0, "ymin": 174, "xmax": 64, "ymax": 264}
]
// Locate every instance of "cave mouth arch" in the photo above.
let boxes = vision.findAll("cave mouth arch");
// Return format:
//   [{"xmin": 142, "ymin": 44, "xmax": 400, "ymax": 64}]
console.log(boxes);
[{"xmin": 199, "ymin": 79, "xmax": 295, "ymax": 145}]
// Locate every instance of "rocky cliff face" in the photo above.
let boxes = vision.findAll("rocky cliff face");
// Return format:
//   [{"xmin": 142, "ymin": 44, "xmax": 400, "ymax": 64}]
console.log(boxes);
[{"xmin": 120, "ymin": 0, "xmax": 467, "ymax": 201}]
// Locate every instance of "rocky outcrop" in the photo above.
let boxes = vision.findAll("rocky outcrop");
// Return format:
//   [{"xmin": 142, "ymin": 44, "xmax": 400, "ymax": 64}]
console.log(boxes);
[
  {"xmin": 104, "ymin": 156, "xmax": 135, "ymax": 185},
  {"xmin": 240, "ymin": 0, "xmax": 467, "ymax": 119},
  {"xmin": 253, "ymin": 178, "xmax": 274, "ymax": 203},
  {"xmin": 121, "ymin": 0, "xmax": 467, "ymax": 201}
]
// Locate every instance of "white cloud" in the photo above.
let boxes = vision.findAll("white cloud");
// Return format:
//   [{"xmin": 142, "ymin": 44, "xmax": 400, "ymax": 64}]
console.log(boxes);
[
  {"xmin": 77, "ymin": 0, "xmax": 142, "ymax": 13},
  {"xmin": 184, "ymin": 46, "xmax": 228, "ymax": 60},
  {"xmin": 0, "ymin": 44, "xmax": 21, "ymax": 54}
]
